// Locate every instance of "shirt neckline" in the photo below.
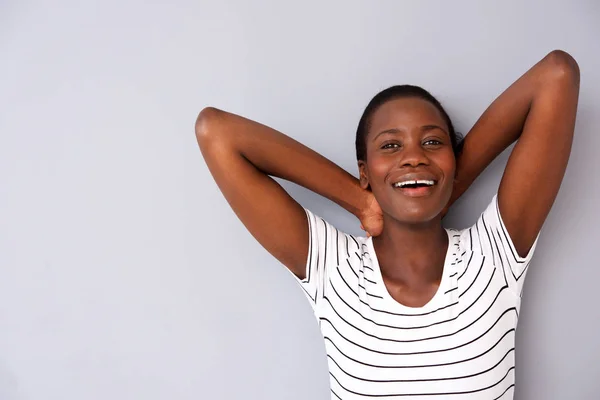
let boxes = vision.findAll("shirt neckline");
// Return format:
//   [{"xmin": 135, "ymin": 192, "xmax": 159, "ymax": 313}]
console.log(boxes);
[{"xmin": 366, "ymin": 228, "xmax": 455, "ymax": 312}]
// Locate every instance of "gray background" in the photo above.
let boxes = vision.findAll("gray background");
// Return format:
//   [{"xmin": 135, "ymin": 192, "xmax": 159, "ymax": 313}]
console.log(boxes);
[{"xmin": 1, "ymin": 0, "xmax": 598, "ymax": 399}]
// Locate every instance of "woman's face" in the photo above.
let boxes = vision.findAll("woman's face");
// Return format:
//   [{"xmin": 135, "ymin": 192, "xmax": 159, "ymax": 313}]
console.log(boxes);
[{"xmin": 358, "ymin": 97, "xmax": 456, "ymax": 224}]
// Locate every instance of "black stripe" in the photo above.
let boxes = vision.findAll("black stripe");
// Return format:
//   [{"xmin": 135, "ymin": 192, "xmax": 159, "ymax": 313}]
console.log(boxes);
[
  {"xmin": 495, "ymin": 227, "xmax": 529, "ymax": 283},
  {"xmin": 315, "ymin": 243, "xmax": 320, "ymax": 300},
  {"xmin": 339, "ymin": 254, "xmax": 506, "ymax": 331},
  {"xmin": 495, "ymin": 196, "xmax": 526, "ymax": 265},
  {"xmin": 444, "ymin": 287, "xmax": 458, "ymax": 295},
  {"xmin": 364, "ymin": 277, "xmax": 377, "ymax": 285},
  {"xmin": 319, "ymin": 308, "xmax": 516, "ymax": 357},
  {"xmin": 458, "ymin": 268, "xmax": 498, "ymax": 319},
  {"xmin": 481, "ymin": 213, "xmax": 495, "ymax": 265},
  {"xmin": 329, "ymin": 366, "xmax": 515, "ymax": 397},
  {"xmin": 346, "ymin": 260, "xmax": 377, "ymax": 285},
  {"xmin": 305, "ymin": 211, "xmax": 313, "ymax": 284},
  {"xmin": 493, "ymin": 384, "xmax": 514, "ymax": 400},
  {"xmin": 364, "ymin": 287, "xmax": 382, "ymax": 299},
  {"xmin": 335, "ymin": 264, "xmax": 459, "ymax": 317},
  {"xmin": 355, "ymin": 251, "xmax": 375, "ymax": 271},
  {"xmin": 321, "ymin": 288, "xmax": 517, "ymax": 343},
  {"xmin": 345, "ymin": 235, "xmax": 349, "ymax": 258},
  {"xmin": 323, "ymin": 328, "xmax": 515, "ymax": 369},
  {"xmin": 335, "ymin": 255, "xmax": 498, "ymax": 341},
  {"xmin": 469, "ymin": 227, "xmax": 473, "ymax": 252},
  {"xmin": 346, "ymin": 258, "xmax": 359, "ymax": 279},
  {"xmin": 458, "ymin": 256, "xmax": 485, "ymax": 298},
  {"xmin": 490, "ymin": 227, "xmax": 511, "ymax": 286},
  {"xmin": 329, "ymin": 278, "xmax": 456, "ymax": 330},
  {"xmin": 482, "ymin": 214, "xmax": 512, "ymax": 294},
  {"xmin": 335, "ymin": 266, "xmax": 382, "ymax": 299},
  {"xmin": 321, "ymin": 217, "xmax": 328, "ymax": 271},
  {"xmin": 327, "ymin": 347, "xmax": 514, "ymax": 383},
  {"xmin": 349, "ymin": 235, "xmax": 360, "ymax": 250},
  {"xmin": 335, "ymin": 228, "xmax": 339, "ymax": 266},
  {"xmin": 494, "ymin": 229, "xmax": 514, "ymax": 281},
  {"xmin": 475, "ymin": 221, "xmax": 483, "ymax": 254},
  {"xmin": 299, "ymin": 284, "xmax": 315, "ymax": 303},
  {"xmin": 458, "ymin": 252, "xmax": 474, "ymax": 281},
  {"xmin": 517, "ymin": 260, "xmax": 530, "ymax": 282}
]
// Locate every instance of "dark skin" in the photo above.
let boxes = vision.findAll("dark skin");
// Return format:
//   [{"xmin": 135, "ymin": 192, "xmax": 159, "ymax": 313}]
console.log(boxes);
[{"xmin": 196, "ymin": 50, "xmax": 580, "ymax": 308}]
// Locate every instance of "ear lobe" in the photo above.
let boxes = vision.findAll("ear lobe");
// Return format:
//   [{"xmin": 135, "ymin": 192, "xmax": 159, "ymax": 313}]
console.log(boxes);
[
  {"xmin": 360, "ymin": 175, "xmax": 370, "ymax": 190},
  {"xmin": 358, "ymin": 161, "xmax": 370, "ymax": 190}
]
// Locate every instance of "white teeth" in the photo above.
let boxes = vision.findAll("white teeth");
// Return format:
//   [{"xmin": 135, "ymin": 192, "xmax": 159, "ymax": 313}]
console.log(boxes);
[{"xmin": 393, "ymin": 179, "xmax": 435, "ymax": 188}]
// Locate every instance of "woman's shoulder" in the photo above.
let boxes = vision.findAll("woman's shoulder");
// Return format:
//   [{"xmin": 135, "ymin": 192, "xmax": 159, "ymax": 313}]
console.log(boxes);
[
  {"xmin": 445, "ymin": 195, "xmax": 500, "ymax": 253},
  {"xmin": 448, "ymin": 193, "xmax": 538, "ymax": 264},
  {"xmin": 303, "ymin": 207, "xmax": 368, "ymax": 259}
]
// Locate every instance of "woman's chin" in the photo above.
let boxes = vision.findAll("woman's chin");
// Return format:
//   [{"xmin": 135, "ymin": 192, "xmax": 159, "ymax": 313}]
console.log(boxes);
[
  {"xmin": 388, "ymin": 207, "xmax": 445, "ymax": 225},
  {"xmin": 383, "ymin": 192, "xmax": 450, "ymax": 224}
]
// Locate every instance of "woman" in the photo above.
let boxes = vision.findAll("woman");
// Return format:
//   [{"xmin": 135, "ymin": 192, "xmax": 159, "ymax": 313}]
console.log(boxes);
[{"xmin": 195, "ymin": 50, "xmax": 579, "ymax": 399}]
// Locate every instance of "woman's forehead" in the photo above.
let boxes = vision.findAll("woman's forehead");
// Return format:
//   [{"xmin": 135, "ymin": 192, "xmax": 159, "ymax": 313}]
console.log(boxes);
[{"xmin": 369, "ymin": 97, "xmax": 448, "ymax": 136}]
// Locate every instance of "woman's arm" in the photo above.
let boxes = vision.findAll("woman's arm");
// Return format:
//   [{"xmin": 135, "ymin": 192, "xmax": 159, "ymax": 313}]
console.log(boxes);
[
  {"xmin": 447, "ymin": 50, "xmax": 580, "ymax": 256},
  {"xmin": 195, "ymin": 108, "xmax": 377, "ymax": 278}
]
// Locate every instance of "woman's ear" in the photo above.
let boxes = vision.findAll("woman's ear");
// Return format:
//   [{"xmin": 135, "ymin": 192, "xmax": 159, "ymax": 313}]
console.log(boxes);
[{"xmin": 358, "ymin": 160, "xmax": 370, "ymax": 190}]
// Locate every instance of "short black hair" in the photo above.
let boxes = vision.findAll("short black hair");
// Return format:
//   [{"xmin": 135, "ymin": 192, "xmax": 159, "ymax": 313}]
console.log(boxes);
[{"xmin": 355, "ymin": 85, "xmax": 463, "ymax": 161}]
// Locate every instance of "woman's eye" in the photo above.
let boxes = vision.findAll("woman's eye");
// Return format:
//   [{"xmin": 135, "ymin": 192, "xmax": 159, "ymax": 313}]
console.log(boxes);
[
  {"xmin": 381, "ymin": 143, "xmax": 400, "ymax": 149},
  {"xmin": 423, "ymin": 139, "xmax": 443, "ymax": 146}
]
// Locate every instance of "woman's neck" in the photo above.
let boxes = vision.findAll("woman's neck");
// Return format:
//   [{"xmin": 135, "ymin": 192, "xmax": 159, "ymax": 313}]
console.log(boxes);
[{"xmin": 372, "ymin": 215, "xmax": 449, "ymax": 287}]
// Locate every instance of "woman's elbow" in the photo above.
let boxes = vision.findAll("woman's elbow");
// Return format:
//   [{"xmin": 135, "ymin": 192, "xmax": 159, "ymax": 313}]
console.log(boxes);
[
  {"xmin": 543, "ymin": 50, "xmax": 580, "ymax": 84},
  {"xmin": 195, "ymin": 107, "xmax": 225, "ymax": 146}
]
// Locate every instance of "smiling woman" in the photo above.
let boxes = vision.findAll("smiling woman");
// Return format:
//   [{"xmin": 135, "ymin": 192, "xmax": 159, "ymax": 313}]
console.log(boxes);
[
  {"xmin": 195, "ymin": 50, "xmax": 579, "ymax": 399},
  {"xmin": 358, "ymin": 94, "xmax": 458, "ymax": 224}
]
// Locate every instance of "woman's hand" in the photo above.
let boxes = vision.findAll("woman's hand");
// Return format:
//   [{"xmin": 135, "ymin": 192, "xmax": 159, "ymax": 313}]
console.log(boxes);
[{"xmin": 358, "ymin": 191, "xmax": 383, "ymax": 237}]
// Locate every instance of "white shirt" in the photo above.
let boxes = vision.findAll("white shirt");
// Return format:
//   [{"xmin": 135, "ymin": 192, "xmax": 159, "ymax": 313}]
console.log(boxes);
[{"xmin": 294, "ymin": 195, "xmax": 538, "ymax": 400}]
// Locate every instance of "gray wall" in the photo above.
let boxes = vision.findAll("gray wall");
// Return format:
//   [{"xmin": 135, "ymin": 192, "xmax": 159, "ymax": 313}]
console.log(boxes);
[{"xmin": 1, "ymin": 1, "xmax": 598, "ymax": 399}]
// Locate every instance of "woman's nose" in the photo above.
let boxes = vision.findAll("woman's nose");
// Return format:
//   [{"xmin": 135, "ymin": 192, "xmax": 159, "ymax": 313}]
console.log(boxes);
[{"xmin": 400, "ymin": 143, "xmax": 429, "ymax": 167}]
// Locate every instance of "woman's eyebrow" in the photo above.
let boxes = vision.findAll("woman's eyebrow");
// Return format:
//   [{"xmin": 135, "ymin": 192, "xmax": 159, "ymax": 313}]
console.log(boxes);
[
  {"xmin": 373, "ymin": 125, "xmax": 448, "ymax": 142},
  {"xmin": 372, "ymin": 128, "xmax": 403, "ymax": 142},
  {"xmin": 421, "ymin": 124, "xmax": 448, "ymax": 135}
]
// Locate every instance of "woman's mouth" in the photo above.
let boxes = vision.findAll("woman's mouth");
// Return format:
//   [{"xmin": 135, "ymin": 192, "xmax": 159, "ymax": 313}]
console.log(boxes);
[{"xmin": 392, "ymin": 180, "xmax": 437, "ymax": 197}]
